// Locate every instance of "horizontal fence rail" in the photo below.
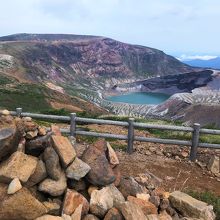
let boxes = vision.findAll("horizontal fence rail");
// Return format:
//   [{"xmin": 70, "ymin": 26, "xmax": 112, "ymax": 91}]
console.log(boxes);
[{"xmin": 3, "ymin": 108, "xmax": 220, "ymax": 161}]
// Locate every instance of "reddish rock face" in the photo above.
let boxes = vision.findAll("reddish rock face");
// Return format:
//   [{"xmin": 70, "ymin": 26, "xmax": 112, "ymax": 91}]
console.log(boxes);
[
  {"xmin": 81, "ymin": 145, "xmax": 115, "ymax": 186},
  {"xmin": 62, "ymin": 189, "xmax": 89, "ymax": 216}
]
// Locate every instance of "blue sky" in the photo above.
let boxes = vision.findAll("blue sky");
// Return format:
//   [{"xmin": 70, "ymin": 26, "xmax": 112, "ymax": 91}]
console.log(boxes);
[{"xmin": 0, "ymin": 0, "xmax": 219, "ymax": 58}]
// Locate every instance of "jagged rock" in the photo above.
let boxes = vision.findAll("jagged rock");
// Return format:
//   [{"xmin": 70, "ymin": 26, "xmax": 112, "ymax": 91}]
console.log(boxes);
[
  {"xmin": 43, "ymin": 201, "xmax": 61, "ymax": 215},
  {"xmin": 23, "ymin": 117, "xmax": 32, "ymax": 122},
  {"xmin": 136, "ymin": 193, "xmax": 150, "ymax": 202},
  {"xmin": 81, "ymin": 145, "xmax": 115, "ymax": 186},
  {"xmin": 38, "ymin": 172, "xmax": 67, "ymax": 196},
  {"xmin": 93, "ymin": 139, "xmax": 108, "ymax": 153},
  {"xmin": 88, "ymin": 186, "xmax": 99, "ymax": 196},
  {"xmin": 51, "ymin": 125, "xmax": 62, "ymax": 136},
  {"xmin": 1, "ymin": 109, "xmax": 10, "ymax": 115},
  {"xmin": 90, "ymin": 185, "xmax": 125, "ymax": 218},
  {"xmin": 149, "ymin": 196, "xmax": 160, "ymax": 208},
  {"xmin": 83, "ymin": 214, "xmax": 100, "ymax": 220},
  {"xmin": 26, "ymin": 130, "xmax": 38, "ymax": 139},
  {"xmin": 169, "ymin": 191, "xmax": 216, "ymax": 220},
  {"xmin": 159, "ymin": 199, "xmax": 170, "ymax": 211},
  {"xmin": 7, "ymin": 177, "xmax": 22, "ymax": 194},
  {"xmin": 158, "ymin": 211, "xmax": 172, "ymax": 220},
  {"xmin": 28, "ymin": 185, "xmax": 47, "ymax": 202},
  {"xmin": 25, "ymin": 132, "xmax": 52, "ymax": 156},
  {"xmin": 23, "ymin": 119, "xmax": 38, "ymax": 132},
  {"xmin": 127, "ymin": 196, "xmax": 157, "ymax": 216},
  {"xmin": 66, "ymin": 157, "xmax": 91, "ymax": 181},
  {"xmin": 68, "ymin": 179, "xmax": 87, "ymax": 192},
  {"xmin": 0, "ymin": 151, "xmax": 38, "ymax": 183},
  {"xmin": 62, "ymin": 189, "xmax": 89, "ymax": 216},
  {"xmin": 62, "ymin": 214, "xmax": 72, "ymax": 220},
  {"xmin": 0, "ymin": 117, "xmax": 22, "ymax": 160},
  {"xmin": 74, "ymin": 143, "xmax": 88, "ymax": 158},
  {"xmin": 106, "ymin": 142, "xmax": 119, "ymax": 167},
  {"xmin": 146, "ymin": 214, "xmax": 159, "ymax": 220},
  {"xmin": 43, "ymin": 147, "xmax": 62, "ymax": 180},
  {"xmin": 71, "ymin": 204, "xmax": 83, "ymax": 220},
  {"xmin": 104, "ymin": 207, "xmax": 124, "ymax": 220},
  {"xmin": 51, "ymin": 135, "xmax": 76, "ymax": 167},
  {"xmin": 135, "ymin": 172, "xmax": 162, "ymax": 190},
  {"xmin": 118, "ymin": 201, "xmax": 147, "ymax": 220},
  {"xmin": 118, "ymin": 177, "xmax": 146, "ymax": 198},
  {"xmin": 0, "ymin": 186, "xmax": 47, "ymax": 220},
  {"xmin": 38, "ymin": 126, "xmax": 47, "ymax": 136},
  {"xmin": 35, "ymin": 215, "xmax": 63, "ymax": 220},
  {"xmin": 26, "ymin": 160, "xmax": 47, "ymax": 187},
  {"xmin": 17, "ymin": 137, "xmax": 26, "ymax": 152},
  {"xmin": 207, "ymin": 155, "xmax": 219, "ymax": 174},
  {"xmin": 113, "ymin": 165, "xmax": 121, "ymax": 187}
]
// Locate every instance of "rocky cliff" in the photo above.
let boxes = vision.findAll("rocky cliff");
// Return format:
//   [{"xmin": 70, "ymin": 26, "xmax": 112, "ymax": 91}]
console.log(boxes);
[{"xmin": 0, "ymin": 34, "xmax": 196, "ymax": 88}]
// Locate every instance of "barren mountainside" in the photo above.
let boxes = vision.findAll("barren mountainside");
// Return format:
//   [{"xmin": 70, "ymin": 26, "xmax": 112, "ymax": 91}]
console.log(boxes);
[{"xmin": 0, "ymin": 33, "xmax": 200, "ymax": 113}]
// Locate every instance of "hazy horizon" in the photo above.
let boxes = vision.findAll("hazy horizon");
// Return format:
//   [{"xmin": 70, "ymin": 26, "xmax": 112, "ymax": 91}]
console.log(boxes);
[{"xmin": 0, "ymin": 0, "xmax": 220, "ymax": 58}]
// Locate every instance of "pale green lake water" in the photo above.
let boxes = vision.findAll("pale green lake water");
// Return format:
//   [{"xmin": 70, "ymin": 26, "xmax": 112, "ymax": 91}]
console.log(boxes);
[{"xmin": 107, "ymin": 92, "xmax": 170, "ymax": 104}]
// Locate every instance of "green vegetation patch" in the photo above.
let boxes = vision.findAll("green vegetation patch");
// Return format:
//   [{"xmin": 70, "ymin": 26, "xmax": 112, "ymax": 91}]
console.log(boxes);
[{"xmin": 0, "ymin": 83, "xmax": 51, "ymax": 112}]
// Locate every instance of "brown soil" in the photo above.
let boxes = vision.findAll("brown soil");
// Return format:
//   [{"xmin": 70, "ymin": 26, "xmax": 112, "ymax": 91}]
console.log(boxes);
[
  {"xmin": 86, "ymin": 124, "xmax": 220, "ymax": 195},
  {"xmin": 117, "ymin": 150, "xmax": 220, "ymax": 196}
]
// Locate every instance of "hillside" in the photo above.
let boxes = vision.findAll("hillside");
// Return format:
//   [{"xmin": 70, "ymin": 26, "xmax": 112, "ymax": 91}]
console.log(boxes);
[{"xmin": 0, "ymin": 33, "xmax": 200, "ymax": 113}]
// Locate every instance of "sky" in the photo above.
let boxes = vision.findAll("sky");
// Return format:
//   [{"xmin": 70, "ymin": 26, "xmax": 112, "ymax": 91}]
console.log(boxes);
[{"xmin": 0, "ymin": 0, "xmax": 220, "ymax": 59}]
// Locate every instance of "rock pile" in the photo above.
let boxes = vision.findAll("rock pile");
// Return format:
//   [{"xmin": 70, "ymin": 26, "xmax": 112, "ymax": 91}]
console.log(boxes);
[{"xmin": 0, "ymin": 112, "xmax": 216, "ymax": 220}]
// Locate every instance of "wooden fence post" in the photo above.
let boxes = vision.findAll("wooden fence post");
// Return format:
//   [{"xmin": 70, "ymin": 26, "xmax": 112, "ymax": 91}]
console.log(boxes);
[
  {"xmin": 70, "ymin": 113, "xmax": 76, "ymax": 137},
  {"xmin": 16, "ymin": 107, "xmax": 22, "ymax": 117},
  {"xmin": 127, "ymin": 118, "xmax": 135, "ymax": 154},
  {"xmin": 190, "ymin": 123, "xmax": 200, "ymax": 161}
]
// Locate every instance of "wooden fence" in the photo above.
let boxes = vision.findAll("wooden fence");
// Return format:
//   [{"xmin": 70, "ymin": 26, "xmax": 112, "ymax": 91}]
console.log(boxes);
[{"xmin": 5, "ymin": 108, "xmax": 220, "ymax": 161}]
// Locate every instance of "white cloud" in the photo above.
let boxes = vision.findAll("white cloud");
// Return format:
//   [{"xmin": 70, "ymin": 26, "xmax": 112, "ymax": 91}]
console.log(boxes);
[
  {"xmin": 0, "ymin": 0, "xmax": 220, "ymax": 54},
  {"xmin": 177, "ymin": 54, "xmax": 218, "ymax": 61}
]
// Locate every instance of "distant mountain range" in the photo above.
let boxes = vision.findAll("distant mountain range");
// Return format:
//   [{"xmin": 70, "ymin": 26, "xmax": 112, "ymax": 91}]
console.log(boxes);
[{"xmin": 183, "ymin": 57, "xmax": 220, "ymax": 69}]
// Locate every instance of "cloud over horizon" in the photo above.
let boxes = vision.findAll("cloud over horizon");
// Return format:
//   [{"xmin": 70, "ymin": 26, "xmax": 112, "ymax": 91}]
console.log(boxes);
[{"xmin": 0, "ymin": 0, "xmax": 220, "ymax": 55}]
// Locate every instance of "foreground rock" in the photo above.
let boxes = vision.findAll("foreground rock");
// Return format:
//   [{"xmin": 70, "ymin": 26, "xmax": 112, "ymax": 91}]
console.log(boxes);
[
  {"xmin": 106, "ymin": 142, "xmax": 119, "ymax": 167},
  {"xmin": 82, "ymin": 145, "xmax": 115, "ymax": 186},
  {"xmin": 103, "ymin": 207, "xmax": 123, "ymax": 220},
  {"xmin": 127, "ymin": 196, "xmax": 157, "ymax": 216},
  {"xmin": 0, "ymin": 186, "xmax": 47, "ymax": 220},
  {"xmin": 0, "ymin": 151, "xmax": 38, "ymax": 183},
  {"xmin": 51, "ymin": 135, "xmax": 76, "ymax": 167},
  {"xmin": 43, "ymin": 147, "xmax": 62, "ymax": 181},
  {"xmin": 26, "ymin": 160, "xmax": 47, "ymax": 187},
  {"xmin": 169, "ymin": 191, "xmax": 216, "ymax": 220},
  {"xmin": 36, "ymin": 215, "xmax": 63, "ymax": 220},
  {"xmin": 208, "ymin": 155, "xmax": 220, "ymax": 174},
  {"xmin": 62, "ymin": 189, "xmax": 89, "ymax": 216},
  {"xmin": 90, "ymin": 185, "xmax": 125, "ymax": 218},
  {"xmin": 0, "ymin": 116, "xmax": 22, "ymax": 160},
  {"xmin": 118, "ymin": 201, "xmax": 147, "ymax": 220},
  {"xmin": 38, "ymin": 172, "xmax": 67, "ymax": 196},
  {"xmin": 66, "ymin": 157, "xmax": 91, "ymax": 181},
  {"xmin": 25, "ymin": 132, "xmax": 52, "ymax": 156},
  {"xmin": 118, "ymin": 177, "xmax": 146, "ymax": 198},
  {"xmin": 7, "ymin": 177, "xmax": 22, "ymax": 194}
]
